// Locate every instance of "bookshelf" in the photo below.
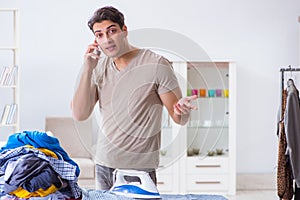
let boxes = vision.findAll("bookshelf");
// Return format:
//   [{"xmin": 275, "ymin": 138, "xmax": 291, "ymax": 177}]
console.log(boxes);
[{"xmin": 0, "ymin": 8, "xmax": 20, "ymax": 140}]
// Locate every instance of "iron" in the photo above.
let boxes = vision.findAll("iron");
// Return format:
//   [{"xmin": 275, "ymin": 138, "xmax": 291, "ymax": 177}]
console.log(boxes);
[{"xmin": 110, "ymin": 169, "xmax": 161, "ymax": 199}]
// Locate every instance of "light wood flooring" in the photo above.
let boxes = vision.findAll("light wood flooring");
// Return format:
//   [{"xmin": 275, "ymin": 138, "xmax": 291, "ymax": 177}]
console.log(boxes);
[{"xmin": 225, "ymin": 190, "xmax": 278, "ymax": 200}]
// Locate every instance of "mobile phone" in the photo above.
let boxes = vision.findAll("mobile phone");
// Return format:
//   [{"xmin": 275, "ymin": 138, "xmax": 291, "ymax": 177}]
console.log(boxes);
[
  {"xmin": 93, "ymin": 47, "xmax": 101, "ymax": 56},
  {"xmin": 92, "ymin": 40, "xmax": 101, "ymax": 59}
]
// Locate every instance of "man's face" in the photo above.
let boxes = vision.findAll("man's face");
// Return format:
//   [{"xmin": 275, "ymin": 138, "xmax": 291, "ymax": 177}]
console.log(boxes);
[{"xmin": 93, "ymin": 20, "xmax": 127, "ymax": 58}]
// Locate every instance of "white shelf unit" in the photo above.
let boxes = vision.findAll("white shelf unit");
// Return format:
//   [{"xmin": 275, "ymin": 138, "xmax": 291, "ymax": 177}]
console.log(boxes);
[
  {"xmin": 157, "ymin": 61, "xmax": 236, "ymax": 195},
  {"xmin": 0, "ymin": 8, "xmax": 20, "ymax": 139}
]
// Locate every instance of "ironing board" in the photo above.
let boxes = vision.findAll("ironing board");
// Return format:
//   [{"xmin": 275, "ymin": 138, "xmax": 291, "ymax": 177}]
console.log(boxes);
[{"xmin": 82, "ymin": 189, "xmax": 228, "ymax": 200}]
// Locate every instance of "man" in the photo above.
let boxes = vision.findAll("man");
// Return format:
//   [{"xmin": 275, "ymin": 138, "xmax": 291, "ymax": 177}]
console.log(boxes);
[{"xmin": 71, "ymin": 6, "xmax": 197, "ymax": 190}]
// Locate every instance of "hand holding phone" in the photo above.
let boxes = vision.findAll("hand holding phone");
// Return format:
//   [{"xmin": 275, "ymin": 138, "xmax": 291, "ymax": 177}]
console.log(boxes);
[
  {"xmin": 91, "ymin": 41, "xmax": 101, "ymax": 59},
  {"xmin": 84, "ymin": 41, "xmax": 101, "ymax": 70},
  {"xmin": 93, "ymin": 48, "xmax": 101, "ymax": 56}
]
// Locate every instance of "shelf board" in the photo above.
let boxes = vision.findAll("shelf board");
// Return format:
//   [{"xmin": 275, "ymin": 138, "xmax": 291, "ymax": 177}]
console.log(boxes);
[
  {"xmin": 195, "ymin": 97, "xmax": 229, "ymax": 99},
  {"xmin": 187, "ymin": 154, "xmax": 229, "ymax": 159},
  {"xmin": 0, "ymin": 47, "xmax": 19, "ymax": 50},
  {"xmin": 188, "ymin": 126, "xmax": 229, "ymax": 128},
  {"xmin": 0, "ymin": 123, "xmax": 17, "ymax": 127},
  {"xmin": 0, "ymin": 8, "xmax": 18, "ymax": 12},
  {"xmin": 0, "ymin": 85, "xmax": 17, "ymax": 88},
  {"xmin": 163, "ymin": 125, "xmax": 229, "ymax": 129}
]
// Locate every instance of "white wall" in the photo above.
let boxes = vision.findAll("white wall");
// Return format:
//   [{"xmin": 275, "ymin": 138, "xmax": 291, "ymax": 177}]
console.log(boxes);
[{"xmin": 0, "ymin": 0, "xmax": 299, "ymax": 174}]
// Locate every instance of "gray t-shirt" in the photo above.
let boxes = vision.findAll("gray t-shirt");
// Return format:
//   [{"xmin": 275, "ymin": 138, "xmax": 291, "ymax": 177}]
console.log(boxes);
[{"xmin": 92, "ymin": 49, "xmax": 180, "ymax": 169}]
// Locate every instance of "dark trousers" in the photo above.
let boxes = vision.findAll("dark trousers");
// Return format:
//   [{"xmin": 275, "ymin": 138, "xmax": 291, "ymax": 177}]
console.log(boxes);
[
  {"xmin": 295, "ymin": 182, "xmax": 300, "ymax": 200},
  {"xmin": 95, "ymin": 164, "xmax": 157, "ymax": 190}
]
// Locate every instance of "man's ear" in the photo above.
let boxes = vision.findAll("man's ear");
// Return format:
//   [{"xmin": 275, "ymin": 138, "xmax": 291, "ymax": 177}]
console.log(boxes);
[{"xmin": 122, "ymin": 25, "xmax": 128, "ymax": 36}]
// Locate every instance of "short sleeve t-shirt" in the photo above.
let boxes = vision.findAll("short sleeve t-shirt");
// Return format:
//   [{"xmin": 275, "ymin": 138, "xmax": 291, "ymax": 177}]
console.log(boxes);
[{"xmin": 92, "ymin": 49, "xmax": 180, "ymax": 169}]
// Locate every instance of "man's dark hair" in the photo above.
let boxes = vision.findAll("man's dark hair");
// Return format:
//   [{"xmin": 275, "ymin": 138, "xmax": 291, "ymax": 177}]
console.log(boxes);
[{"xmin": 88, "ymin": 6, "xmax": 125, "ymax": 32}]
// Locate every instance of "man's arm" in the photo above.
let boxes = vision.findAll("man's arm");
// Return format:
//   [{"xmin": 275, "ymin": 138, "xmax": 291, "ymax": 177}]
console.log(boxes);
[
  {"xmin": 160, "ymin": 87, "xmax": 197, "ymax": 125},
  {"xmin": 71, "ymin": 43, "xmax": 100, "ymax": 121},
  {"xmin": 71, "ymin": 68, "xmax": 98, "ymax": 121}
]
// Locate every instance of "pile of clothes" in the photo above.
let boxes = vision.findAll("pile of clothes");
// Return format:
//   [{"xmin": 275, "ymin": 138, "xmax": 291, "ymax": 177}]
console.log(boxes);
[{"xmin": 0, "ymin": 130, "xmax": 82, "ymax": 199}]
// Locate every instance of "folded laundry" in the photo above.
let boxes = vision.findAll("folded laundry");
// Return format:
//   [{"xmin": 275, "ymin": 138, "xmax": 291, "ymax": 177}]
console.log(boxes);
[
  {"xmin": 0, "ymin": 143, "xmax": 82, "ymax": 198},
  {"xmin": 4, "ymin": 154, "xmax": 51, "ymax": 193},
  {"xmin": 0, "ymin": 130, "xmax": 80, "ymax": 176}
]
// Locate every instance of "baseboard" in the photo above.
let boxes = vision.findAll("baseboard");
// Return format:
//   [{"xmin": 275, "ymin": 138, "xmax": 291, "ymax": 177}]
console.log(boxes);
[{"xmin": 237, "ymin": 173, "xmax": 276, "ymax": 190}]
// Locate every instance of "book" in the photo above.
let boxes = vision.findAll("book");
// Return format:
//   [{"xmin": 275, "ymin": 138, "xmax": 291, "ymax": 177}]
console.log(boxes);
[
  {"xmin": 5, "ymin": 66, "xmax": 17, "ymax": 86},
  {"xmin": 0, "ymin": 67, "xmax": 7, "ymax": 83},
  {"xmin": 0, "ymin": 107, "xmax": 4, "ymax": 124},
  {"xmin": 0, "ymin": 104, "xmax": 11, "ymax": 125},
  {"xmin": 0, "ymin": 67, "xmax": 10, "ymax": 86},
  {"xmin": 6, "ymin": 104, "xmax": 17, "ymax": 124}
]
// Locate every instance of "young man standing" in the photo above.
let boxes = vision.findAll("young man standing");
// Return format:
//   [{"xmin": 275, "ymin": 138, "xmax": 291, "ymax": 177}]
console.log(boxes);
[{"xmin": 71, "ymin": 6, "xmax": 197, "ymax": 190}]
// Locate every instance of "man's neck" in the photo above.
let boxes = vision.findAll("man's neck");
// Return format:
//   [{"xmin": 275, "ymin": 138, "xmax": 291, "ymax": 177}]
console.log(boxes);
[{"xmin": 113, "ymin": 48, "xmax": 139, "ymax": 71}]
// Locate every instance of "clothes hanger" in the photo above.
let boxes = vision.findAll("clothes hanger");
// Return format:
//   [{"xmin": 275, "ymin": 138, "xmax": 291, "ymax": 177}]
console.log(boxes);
[{"xmin": 287, "ymin": 65, "xmax": 295, "ymax": 86}]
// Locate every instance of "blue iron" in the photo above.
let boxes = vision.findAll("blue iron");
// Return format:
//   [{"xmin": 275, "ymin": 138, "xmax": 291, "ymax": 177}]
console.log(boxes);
[{"xmin": 110, "ymin": 169, "xmax": 161, "ymax": 199}]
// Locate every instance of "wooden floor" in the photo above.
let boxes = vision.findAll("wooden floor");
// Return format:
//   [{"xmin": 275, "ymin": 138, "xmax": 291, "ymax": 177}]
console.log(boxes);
[{"xmin": 225, "ymin": 190, "xmax": 278, "ymax": 200}]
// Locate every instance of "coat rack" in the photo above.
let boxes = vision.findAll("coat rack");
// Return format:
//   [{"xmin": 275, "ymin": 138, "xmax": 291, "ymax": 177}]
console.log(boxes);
[
  {"xmin": 280, "ymin": 65, "xmax": 300, "ymax": 91},
  {"xmin": 279, "ymin": 65, "xmax": 300, "ymax": 121}
]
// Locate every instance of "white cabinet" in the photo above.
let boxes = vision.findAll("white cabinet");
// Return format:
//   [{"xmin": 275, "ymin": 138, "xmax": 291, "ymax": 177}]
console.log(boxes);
[
  {"xmin": 0, "ymin": 9, "xmax": 20, "ymax": 140},
  {"xmin": 157, "ymin": 61, "xmax": 236, "ymax": 195},
  {"xmin": 156, "ymin": 157, "xmax": 179, "ymax": 193},
  {"xmin": 157, "ymin": 110, "xmax": 180, "ymax": 193}
]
